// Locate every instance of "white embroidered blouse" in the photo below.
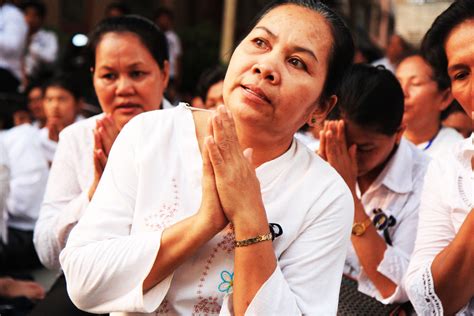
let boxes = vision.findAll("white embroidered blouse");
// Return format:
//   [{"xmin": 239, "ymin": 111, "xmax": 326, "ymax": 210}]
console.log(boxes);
[
  {"xmin": 60, "ymin": 104, "xmax": 354, "ymax": 315},
  {"xmin": 35, "ymin": 101, "xmax": 173, "ymax": 270},
  {"xmin": 344, "ymin": 139, "xmax": 430, "ymax": 304},
  {"xmin": 34, "ymin": 114, "xmax": 103, "ymax": 269},
  {"xmin": 405, "ymin": 135, "xmax": 473, "ymax": 315}
]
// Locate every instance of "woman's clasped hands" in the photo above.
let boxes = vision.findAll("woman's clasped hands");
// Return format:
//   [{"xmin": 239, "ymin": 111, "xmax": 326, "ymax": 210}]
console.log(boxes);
[
  {"xmin": 88, "ymin": 115, "xmax": 120, "ymax": 200},
  {"xmin": 199, "ymin": 105, "xmax": 267, "ymax": 234},
  {"xmin": 318, "ymin": 120, "xmax": 358, "ymax": 193}
]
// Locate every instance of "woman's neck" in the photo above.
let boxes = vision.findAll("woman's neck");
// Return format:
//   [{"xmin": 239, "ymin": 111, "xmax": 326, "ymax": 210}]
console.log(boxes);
[
  {"xmin": 192, "ymin": 109, "xmax": 293, "ymax": 169},
  {"xmin": 404, "ymin": 120, "xmax": 440, "ymax": 145},
  {"xmin": 236, "ymin": 123, "xmax": 293, "ymax": 168}
]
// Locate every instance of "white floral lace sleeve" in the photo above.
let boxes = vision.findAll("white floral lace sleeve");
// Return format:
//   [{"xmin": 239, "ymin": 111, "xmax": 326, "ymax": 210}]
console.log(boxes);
[{"xmin": 405, "ymin": 138, "xmax": 474, "ymax": 315}]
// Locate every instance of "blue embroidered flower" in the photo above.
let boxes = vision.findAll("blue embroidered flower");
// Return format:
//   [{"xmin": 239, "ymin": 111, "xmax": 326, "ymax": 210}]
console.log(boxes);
[{"xmin": 218, "ymin": 270, "xmax": 234, "ymax": 293}]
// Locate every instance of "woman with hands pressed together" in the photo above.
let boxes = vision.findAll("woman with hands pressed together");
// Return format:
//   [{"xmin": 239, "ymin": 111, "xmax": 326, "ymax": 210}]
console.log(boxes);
[
  {"xmin": 60, "ymin": 1, "xmax": 355, "ymax": 315},
  {"xmin": 34, "ymin": 15, "xmax": 171, "ymax": 270},
  {"xmin": 319, "ymin": 64, "xmax": 429, "ymax": 306},
  {"xmin": 405, "ymin": 1, "xmax": 474, "ymax": 314}
]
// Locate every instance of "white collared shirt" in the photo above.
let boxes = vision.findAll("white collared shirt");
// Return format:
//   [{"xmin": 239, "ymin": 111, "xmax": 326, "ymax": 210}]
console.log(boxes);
[
  {"xmin": 34, "ymin": 100, "xmax": 173, "ymax": 269},
  {"xmin": 415, "ymin": 126, "xmax": 464, "ymax": 158},
  {"xmin": 294, "ymin": 130, "xmax": 320, "ymax": 152},
  {"xmin": 405, "ymin": 135, "xmax": 473, "ymax": 315},
  {"xmin": 0, "ymin": 124, "xmax": 49, "ymax": 231},
  {"xmin": 344, "ymin": 138, "xmax": 430, "ymax": 304},
  {"xmin": 24, "ymin": 28, "xmax": 59, "ymax": 77},
  {"xmin": 39, "ymin": 115, "xmax": 85, "ymax": 163},
  {"xmin": 0, "ymin": 139, "xmax": 10, "ymax": 243},
  {"xmin": 34, "ymin": 113, "xmax": 102, "ymax": 269},
  {"xmin": 60, "ymin": 104, "xmax": 354, "ymax": 315},
  {"xmin": 0, "ymin": 4, "xmax": 28, "ymax": 81}
]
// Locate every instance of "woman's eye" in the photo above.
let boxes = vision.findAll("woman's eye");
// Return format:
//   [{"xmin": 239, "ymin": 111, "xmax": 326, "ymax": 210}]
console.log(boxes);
[
  {"xmin": 130, "ymin": 71, "xmax": 145, "ymax": 78},
  {"xmin": 453, "ymin": 71, "xmax": 469, "ymax": 81},
  {"xmin": 102, "ymin": 73, "xmax": 116, "ymax": 80},
  {"xmin": 253, "ymin": 38, "xmax": 267, "ymax": 49},
  {"xmin": 288, "ymin": 57, "xmax": 307, "ymax": 70}
]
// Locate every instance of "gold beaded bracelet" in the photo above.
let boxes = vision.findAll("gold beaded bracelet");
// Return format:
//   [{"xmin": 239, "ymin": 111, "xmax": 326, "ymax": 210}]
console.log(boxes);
[{"xmin": 234, "ymin": 232, "xmax": 273, "ymax": 247}]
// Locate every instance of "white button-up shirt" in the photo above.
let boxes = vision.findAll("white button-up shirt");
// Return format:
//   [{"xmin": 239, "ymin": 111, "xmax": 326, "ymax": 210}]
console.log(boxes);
[
  {"xmin": 0, "ymin": 124, "xmax": 49, "ymax": 231},
  {"xmin": 405, "ymin": 135, "xmax": 473, "ymax": 315},
  {"xmin": 60, "ymin": 104, "xmax": 354, "ymax": 315},
  {"xmin": 0, "ymin": 4, "xmax": 28, "ymax": 81},
  {"xmin": 344, "ymin": 138, "xmax": 430, "ymax": 303}
]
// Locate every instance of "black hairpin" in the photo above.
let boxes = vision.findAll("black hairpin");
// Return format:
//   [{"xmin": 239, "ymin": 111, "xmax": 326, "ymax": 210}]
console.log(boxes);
[{"xmin": 269, "ymin": 223, "xmax": 283, "ymax": 240}]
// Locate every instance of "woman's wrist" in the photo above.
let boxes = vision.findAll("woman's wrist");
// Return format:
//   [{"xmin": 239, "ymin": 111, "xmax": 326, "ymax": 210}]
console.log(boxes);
[
  {"xmin": 231, "ymin": 207, "xmax": 270, "ymax": 240},
  {"xmin": 194, "ymin": 211, "xmax": 227, "ymax": 238}
]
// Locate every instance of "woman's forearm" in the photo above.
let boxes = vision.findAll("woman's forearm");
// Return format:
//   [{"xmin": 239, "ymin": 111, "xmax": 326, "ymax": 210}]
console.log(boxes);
[
  {"xmin": 232, "ymin": 210, "xmax": 277, "ymax": 316},
  {"xmin": 351, "ymin": 198, "xmax": 397, "ymax": 298},
  {"xmin": 431, "ymin": 212, "xmax": 474, "ymax": 315},
  {"xmin": 143, "ymin": 214, "xmax": 221, "ymax": 292}
]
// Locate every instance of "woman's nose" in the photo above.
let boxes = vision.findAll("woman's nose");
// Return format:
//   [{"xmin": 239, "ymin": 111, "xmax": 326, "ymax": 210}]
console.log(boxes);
[
  {"xmin": 251, "ymin": 63, "xmax": 280, "ymax": 85},
  {"xmin": 400, "ymin": 81, "xmax": 410, "ymax": 98},
  {"xmin": 115, "ymin": 76, "xmax": 134, "ymax": 96}
]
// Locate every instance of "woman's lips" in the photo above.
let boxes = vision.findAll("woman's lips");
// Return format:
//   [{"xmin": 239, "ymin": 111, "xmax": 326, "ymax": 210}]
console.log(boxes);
[
  {"xmin": 241, "ymin": 85, "xmax": 271, "ymax": 104},
  {"xmin": 114, "ymin": 104, "xmax": 143, "ymax": 115}
]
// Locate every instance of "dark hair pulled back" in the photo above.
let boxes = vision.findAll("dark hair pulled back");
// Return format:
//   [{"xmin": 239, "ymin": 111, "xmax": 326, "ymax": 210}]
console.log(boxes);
[{"xmin": 87, "ymin": 15, "xmax": 169, "ymax": 70}]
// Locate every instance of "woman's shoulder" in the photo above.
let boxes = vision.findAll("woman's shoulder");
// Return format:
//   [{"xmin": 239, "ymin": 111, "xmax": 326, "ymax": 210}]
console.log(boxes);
[
  {"xmin": 124, "ymin": 104, "xmax": 187, "ymax": 132},
  {"xmin": 59, "ymin": 114, "xmax": 102, "ymax": 141},
  {"xmin": 437, "ymin": 126, "xmax": 464, "ymax": 143}
]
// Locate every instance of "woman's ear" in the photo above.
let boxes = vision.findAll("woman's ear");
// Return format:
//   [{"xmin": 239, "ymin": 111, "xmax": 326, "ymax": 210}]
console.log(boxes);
[
  {"xmin": 162, "ymin": 60, "xmax": 170, "ymax": 89},
  {"xmin": 306, "ymin": 95, "xmax": 338, "ymax": 126},
  {"xmin": 439, "ymin": 88, "xmax": 454, "ymax": 111},
  {"xmin": 395, "ymin": 124, "xmax": 406, "ymax": 145}
]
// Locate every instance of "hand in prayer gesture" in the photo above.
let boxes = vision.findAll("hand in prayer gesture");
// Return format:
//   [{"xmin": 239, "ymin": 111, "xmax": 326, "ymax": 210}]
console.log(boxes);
[
  {"xmin": 205, "ymin": 105, "xmax": 266, "ymax": 228},
  {"xmin": 88, "ymin": 115, "xmax": 120, "ymax": 200},
  {"xmin": 319, "ymin": 120, "xmax": 358, "ymax": 194}
]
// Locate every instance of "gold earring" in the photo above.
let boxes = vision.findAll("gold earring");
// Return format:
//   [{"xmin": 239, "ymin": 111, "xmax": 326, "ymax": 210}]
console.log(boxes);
[{"xmin": 311, "ymin": 118, "xmax": 316, "ymax": 124}]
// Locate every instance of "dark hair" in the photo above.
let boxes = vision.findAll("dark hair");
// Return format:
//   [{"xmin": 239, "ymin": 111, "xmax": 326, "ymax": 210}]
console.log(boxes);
[
  {"xmin": 20, "ymin": 0, "xmax": 46, "ymax": 19},
  {"xmin": 25, "ymin": 79, "xmax": 44, "ymax": 97},
  {"xmin": 87, "ymin": 15, "xmax": 169, "ymax": 70},
  {"xmin": 196, "ymin": 65, "xmax": 227, "ymax": 102},
  {"xmin": 105, "ymin": 2, "xmax": 131, "ymax": 16},
  {"xmin": 154, "ymin": 7, "xmax": 174, "ymax": 20},
  {"xmin": 421, "ymin": 0, "xmax": 474, "ymax": 90},
  {"xmin": 249, "ymin": 0, "xmax": 354, "ymax": 103},
  {"xmin": 43, "ymin": 73, "xmax": 82, "ymax": 101},
  {"xmin": 442, "ymin": 99, "xmax": 465, "ymax": 121},
  {"xmin": 353, "ymin": 27, "xmax": 383, "ymax": 64},
  {"xmin": 329, "ymin": 64, "xmax": 404, "ymax": 136}
]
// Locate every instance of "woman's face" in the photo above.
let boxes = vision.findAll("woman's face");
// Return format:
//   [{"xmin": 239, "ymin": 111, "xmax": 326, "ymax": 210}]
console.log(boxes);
[
  {"xmin": 205, "ymin": 80, "xmax": 224, "ymax": 110},
  {"xmin": 27, "ymin": 87, "xmax": 45, "ymax": 122},
  {"xmin": 43, "ymin": 86, "xmax": 79, "ymax": 127},
  {"xmin": 445, "ymin": 19, "xmax": 474, "ymax": 117},
  {"xmin": 223, "ymin": 4, "xmax": 335, "ymax": 140},
  {"xmin": 396, "ymin": 55, "xmax": 451, "ymax": 127},
  {"xmin": 345, "ymin": 120, "xmax": 402, "ymax": 177},
  {"xmin": 93, "ymin": 32, "xmax": 169, "ymax": 130}
]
